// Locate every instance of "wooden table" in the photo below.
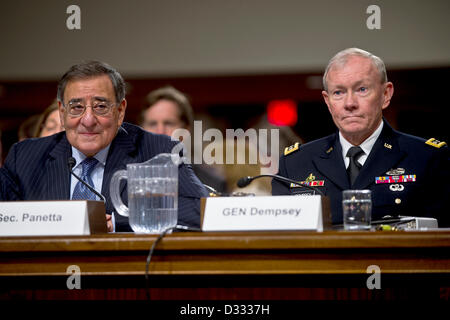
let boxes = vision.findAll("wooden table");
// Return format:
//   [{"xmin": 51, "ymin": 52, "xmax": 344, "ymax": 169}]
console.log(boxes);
[{"xmin": 1, "ymin": 230, "xmax": 450, "ymax": 300}]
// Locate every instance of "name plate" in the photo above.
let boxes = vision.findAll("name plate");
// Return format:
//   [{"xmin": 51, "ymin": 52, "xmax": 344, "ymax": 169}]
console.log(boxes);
[
  {"xmin": 0, "ymin": 201, "xmax": 107, "ymax": 236},
  {"xmin": 201, "ymin": 195, "xmax": 331, "ymax": 232}
]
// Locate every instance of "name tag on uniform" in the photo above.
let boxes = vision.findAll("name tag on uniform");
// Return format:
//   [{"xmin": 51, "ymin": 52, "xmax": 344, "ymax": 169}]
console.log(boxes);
[
  {"xmin": 201, "ymin": 196, "xmax": 331, "ymax": 232},
  {"xmin": 0, "ymin": 201, "xmax": 107, "ymax": 236}
]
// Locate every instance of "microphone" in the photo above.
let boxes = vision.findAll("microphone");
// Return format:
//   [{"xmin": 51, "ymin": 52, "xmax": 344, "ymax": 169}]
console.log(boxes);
[
  {"xmin": 68, "ymin": 157, "xmax": 106, "ymax": 203},
  {"xmin": 237, "ymin": 174, "xmax": 325, "ymax": 196}
]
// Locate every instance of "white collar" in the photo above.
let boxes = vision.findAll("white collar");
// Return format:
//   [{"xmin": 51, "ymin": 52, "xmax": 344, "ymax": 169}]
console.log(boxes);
[
  {"xmin": 71, "ymin": 145, "xmax": 110, "ymax": 169},
  {"xmin": 339, "ymin": 121, "xmax": 383, "ymax": 164}
]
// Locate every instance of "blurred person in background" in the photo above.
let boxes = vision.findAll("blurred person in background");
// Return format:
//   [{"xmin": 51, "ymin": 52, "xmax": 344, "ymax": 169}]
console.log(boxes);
[
  {"xmin": 139, "ymin": 86, "xmax": 227, "ymax": 194},
  {"xmin": 33, "ymin": 100, "xmax": 64, "ymax": 137},
  {"xmin": 140, "ymin": 86, "xmax": 193, "ymax": 136},
  {"xmin": 250, "ymin": 112, "xmax": 303, "ymax": 176},
  {"xmin": 18, "ymin": 114, "xmax": 40, "ymax": 141},
  {"xmin": 222, "ymin": 139, "xmax": 272, "ymax": 196},
  {"xmin": 17, "ymin": 100, "xmax": 64, "ymax": 143}
]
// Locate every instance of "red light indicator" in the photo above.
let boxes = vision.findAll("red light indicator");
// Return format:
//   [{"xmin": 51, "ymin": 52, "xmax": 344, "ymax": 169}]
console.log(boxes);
[{"xmin": 267, "ymin": 99, "xmax": 297, "ymax": 126}]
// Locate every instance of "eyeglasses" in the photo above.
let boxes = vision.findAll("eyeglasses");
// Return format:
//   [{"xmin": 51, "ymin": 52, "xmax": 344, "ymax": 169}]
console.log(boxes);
[{"xmin": 64, "ymin": 100, "xmax": 117, "ymax": 117}]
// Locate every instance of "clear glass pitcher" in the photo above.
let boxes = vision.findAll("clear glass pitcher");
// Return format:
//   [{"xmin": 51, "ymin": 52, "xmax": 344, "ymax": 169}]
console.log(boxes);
[{"xmin": 110, "ymin": 153, "xmax": 180, "ymax": 233}]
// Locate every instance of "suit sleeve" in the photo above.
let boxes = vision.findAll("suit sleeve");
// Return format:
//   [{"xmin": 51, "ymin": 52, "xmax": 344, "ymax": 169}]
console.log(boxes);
[
  {"xmin": 177, "ymin": 162, "xmax": 208, "ymax": 228},
  {"xmin": 0, "ymin": 143, "xmax": 22, "ymax": 201},
  {"xmin": 175, "ymin": 141, "xmax": 209, "ymax": 228}
]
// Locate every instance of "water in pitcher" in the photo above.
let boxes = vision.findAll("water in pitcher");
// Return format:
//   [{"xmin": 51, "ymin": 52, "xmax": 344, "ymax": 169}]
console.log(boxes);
[{"xmin": 128, "ymin": 177, "xmax": 178, "ymax": 233}]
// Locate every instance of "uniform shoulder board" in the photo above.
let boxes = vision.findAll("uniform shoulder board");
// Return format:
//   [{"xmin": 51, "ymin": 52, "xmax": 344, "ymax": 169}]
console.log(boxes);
[
  {"xmin": 284, "ymin": 142, "xmax": 300, "ymax": 155},
  {"xmin": 425, "ymin": 138, "xmax": 447, "ymax": 148}
]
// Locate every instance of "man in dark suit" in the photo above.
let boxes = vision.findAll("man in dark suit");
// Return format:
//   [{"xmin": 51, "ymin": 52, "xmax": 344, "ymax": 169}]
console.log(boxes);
[
  {"xmin": 272, "ymin": 48, "xmax": 449, "ymax": 227},
  {"xmin": 0, "ymin": 61, "xmax": 208, "ymax": 232}
]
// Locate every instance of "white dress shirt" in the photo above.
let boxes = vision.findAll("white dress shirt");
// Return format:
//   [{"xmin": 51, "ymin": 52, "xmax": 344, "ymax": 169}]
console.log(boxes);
[
  {"xmin": 70, "ymin": 145, "xmax": 110, "ymax": 199},
  {"xmin": 339, "ymin": 121, "xmax": 383, "ymax": 169},
  {"xmin": 70, "ymin": 145, "xmax": 113, "ymax": 231}
]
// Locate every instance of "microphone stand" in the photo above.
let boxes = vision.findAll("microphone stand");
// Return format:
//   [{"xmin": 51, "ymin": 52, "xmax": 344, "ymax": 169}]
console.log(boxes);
[{"xmin": 238, "ymin": 174, "xmax": 325, "ymax": 196}]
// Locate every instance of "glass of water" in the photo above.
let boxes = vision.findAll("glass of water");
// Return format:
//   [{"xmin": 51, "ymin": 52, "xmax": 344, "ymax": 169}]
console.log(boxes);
[{"xmin": 342, "ymin": 189, "xmax": 372, "ymax": 230}]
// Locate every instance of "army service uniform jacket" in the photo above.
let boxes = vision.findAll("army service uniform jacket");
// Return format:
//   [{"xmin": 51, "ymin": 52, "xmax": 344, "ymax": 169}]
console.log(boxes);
[{"xmin": 272, "ymin": 121, "xmax": 449, "ymax": 227}]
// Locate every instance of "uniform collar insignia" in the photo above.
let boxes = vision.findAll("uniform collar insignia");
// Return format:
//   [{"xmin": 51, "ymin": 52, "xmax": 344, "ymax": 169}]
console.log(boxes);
[
  {"xmin": 384, "ymin": 143, "xmax": 392, "ymax": 149},
  {"xmin": 284, "ymin": 142, "xmax": 300, "ymax": 155},
  {"xmin": 426, "ymin": 138, "xmax": 447, "ymax": 148}
]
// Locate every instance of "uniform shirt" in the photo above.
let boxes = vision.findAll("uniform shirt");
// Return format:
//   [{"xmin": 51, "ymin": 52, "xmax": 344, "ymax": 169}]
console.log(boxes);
[{"xmin": 340, "ymin": 121, "xmax": 383, "ymax": 169}]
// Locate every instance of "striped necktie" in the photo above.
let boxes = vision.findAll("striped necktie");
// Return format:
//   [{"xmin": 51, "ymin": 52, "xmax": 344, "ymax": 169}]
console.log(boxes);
[{"xmin": 72, "ymin": 157, "xmax": 99, "ymax": 200}]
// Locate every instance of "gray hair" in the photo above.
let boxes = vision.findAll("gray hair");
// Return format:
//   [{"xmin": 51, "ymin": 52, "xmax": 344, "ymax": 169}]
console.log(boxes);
[
  {"xmin": 322, "ymin": 48, "xmax": 387, "ymax": 91},
  {"xmin": 57, "ymin": 60, "xmax": 126, "ymax": 104}
]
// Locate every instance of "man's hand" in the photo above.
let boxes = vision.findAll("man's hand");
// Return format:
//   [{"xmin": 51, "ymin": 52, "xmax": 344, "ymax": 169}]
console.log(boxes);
[{"xmin": 106, "ymin": 214, "xmax": 113, "ymax": 232}]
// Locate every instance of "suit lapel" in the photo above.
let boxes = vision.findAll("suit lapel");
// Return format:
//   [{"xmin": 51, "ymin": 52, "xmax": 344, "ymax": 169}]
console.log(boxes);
[
  {"xmin": 353, "ymin": 122, "xmax": 406, "ymax": 189},
  {"xmin": 312, "ymin": 134, "xmax": 351, "ymax": 190},
  {"xmin": 102, "ymin": 127, "xmax": 138, "ymax": 214},
  {"xmin": 46, "ymin": 135, "xmax": 72, "ymax": 199}
]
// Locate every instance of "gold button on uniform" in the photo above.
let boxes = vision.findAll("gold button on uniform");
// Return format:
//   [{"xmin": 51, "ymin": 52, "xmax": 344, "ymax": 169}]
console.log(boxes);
[{"xmin": 395, "ymin": 198, "xmax": 402, "ymax": 204}]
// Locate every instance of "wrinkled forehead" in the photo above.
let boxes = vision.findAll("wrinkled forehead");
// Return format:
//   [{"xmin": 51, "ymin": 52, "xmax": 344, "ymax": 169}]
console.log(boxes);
[{"xmin": 63, "ymin": 75, "xmax": 115, "ymax": 102}]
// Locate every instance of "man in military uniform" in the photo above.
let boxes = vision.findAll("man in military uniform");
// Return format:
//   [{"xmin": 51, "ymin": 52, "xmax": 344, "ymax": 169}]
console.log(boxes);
[{"xmin": 272, "ymin": 48, "xmax": 449, "ymax": 227}]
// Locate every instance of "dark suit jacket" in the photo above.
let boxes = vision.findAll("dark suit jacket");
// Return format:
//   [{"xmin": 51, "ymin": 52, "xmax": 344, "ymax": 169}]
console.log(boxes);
[
  {"xmin": 0, "ymin": 122, "xmax": 208, "ymax": 231},
  {"xmin": 272, "ymin": 121, "xmax": 450, "ymax": 227}
]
